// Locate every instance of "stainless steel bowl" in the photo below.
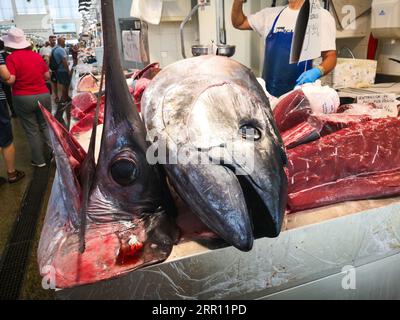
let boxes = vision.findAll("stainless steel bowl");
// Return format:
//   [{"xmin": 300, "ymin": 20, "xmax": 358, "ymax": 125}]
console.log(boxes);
[
  {"xmin": 216, "ymin": 45, "xmax": 236, "ymax": 58},
  {"xmin": 192, "ymin": 45, "xmax": 210, "ymax": 57}
]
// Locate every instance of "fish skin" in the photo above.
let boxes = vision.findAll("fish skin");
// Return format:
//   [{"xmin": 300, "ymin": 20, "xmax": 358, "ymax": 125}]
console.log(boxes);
[
  {"xmin": 37, "ymin": 0, "xmax": 178, "ymax": 288},
  {"xmin": 143, "ymin": 56, "xmax": 288, "ymax": 252}
]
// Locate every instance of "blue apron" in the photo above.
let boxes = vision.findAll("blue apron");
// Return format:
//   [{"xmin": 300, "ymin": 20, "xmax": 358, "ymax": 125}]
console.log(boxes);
[{"xmin": 262, "ymin": 8, "xmax": 312, "ymax": 97}]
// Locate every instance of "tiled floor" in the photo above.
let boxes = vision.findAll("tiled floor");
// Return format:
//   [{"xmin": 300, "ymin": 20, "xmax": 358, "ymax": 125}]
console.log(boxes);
[
  {"xmin": 0, "ymin": 118, "xmax": 34, "ymax": 255},
  {"xmin": 20, "ymin": 170, "xmax": 55, "ymax": 300},
  {"xmin": 0, "ymin": 116, "xmax": 55, "ymax": 300}
]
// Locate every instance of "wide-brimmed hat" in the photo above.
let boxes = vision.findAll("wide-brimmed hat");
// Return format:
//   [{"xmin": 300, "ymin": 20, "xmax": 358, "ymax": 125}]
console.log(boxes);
[{"xmin": 1, "ymin": 28, "xmax": 31, "ymax": 49}]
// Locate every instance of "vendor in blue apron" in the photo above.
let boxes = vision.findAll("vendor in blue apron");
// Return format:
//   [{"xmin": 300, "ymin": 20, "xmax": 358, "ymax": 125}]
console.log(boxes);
[{"xmin": 232, "ymin": 0, "xmax": 337, "ymax": 97}]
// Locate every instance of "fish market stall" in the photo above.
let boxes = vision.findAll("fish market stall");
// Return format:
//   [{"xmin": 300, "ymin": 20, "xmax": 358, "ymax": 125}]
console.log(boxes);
[
  {"xmin": 44, "ymin": 0, "xmax": 400, "ymax": 300},
  {"xmin": 56, "ymin": 93, "xmax": 400, "ymax": 299},
  {"xmin": 57, "ymin": 196, "xmax": 400, "ymax": 300},
  {"xmin": 54, "ymin": 69, "xmax": 400, "ymax": 300}
]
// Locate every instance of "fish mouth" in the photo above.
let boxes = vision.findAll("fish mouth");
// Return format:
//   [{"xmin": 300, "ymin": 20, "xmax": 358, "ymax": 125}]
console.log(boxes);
[
  {"xmin": 166, "ymin": 148, "xmax": 287, "ymax": 252},
  {"xmin": 236, "ymin": 171, "xmax": 284, "ymax": 239},
  {"xmin": 221, "ymin": 160, "xmax": 287, "ymax": 241}
]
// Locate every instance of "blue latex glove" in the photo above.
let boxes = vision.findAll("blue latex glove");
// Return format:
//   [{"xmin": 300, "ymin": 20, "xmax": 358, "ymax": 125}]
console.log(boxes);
[{"xmin": 296, "ymin": 68, "xmax": 323, "ymax": 86}]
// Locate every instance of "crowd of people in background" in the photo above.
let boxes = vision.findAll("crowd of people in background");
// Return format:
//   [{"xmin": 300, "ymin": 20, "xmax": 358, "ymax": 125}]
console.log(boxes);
[{"xmin": 0, "ymin": 27, "xmax": 76, "ymax": 187}]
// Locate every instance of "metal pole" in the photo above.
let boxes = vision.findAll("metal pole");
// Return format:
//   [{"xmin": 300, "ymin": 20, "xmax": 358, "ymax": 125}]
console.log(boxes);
[{"xmin": 180, "ymin": 3, "xmax": 202, "ymax": 59}]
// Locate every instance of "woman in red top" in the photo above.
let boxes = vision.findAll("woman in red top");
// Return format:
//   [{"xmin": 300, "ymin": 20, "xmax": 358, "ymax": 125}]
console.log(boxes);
[{"xmin": 3, "ymin": 28, "xmax": 52, "ymax": 167}]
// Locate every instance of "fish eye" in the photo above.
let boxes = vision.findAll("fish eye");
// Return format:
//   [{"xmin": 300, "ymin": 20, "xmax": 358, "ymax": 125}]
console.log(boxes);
[
  {"xmin": 110, "ymin": 159, "xmax": 138, "ymax": 186},
  {"xmin": 240, "ymin": 125, "xmax": 262, "ymax": 141}
]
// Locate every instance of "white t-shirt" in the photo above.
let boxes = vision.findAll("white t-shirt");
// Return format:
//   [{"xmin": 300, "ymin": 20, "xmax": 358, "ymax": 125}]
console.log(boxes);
[
  {"xmin": 40, "ymin": 46, "xmax": 53, "ymax": 57},
  {"xmin": 248, "ymin": 6, "xmax": 336, "ymax": 52}
]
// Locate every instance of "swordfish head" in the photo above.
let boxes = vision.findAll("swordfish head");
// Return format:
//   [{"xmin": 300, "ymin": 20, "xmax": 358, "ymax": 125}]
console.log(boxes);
[
  {"xmin": 143, "ymin": 56, "xmax": 288, "ymax": 252},
  {"xmin": 37, "ymin": 0, "xmax": 178, "ymax": 288}
]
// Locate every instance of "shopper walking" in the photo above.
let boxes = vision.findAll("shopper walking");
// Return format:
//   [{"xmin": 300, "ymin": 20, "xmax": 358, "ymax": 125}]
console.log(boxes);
[
  {"xmin": 51, "ymin": 36, "xmax": 71, "ymax": 104},
  {"xmin": 71, "ymin": 44, "xmax": 79, "ymax": 67},
  {"xmin": 3, "ymin": 28, "xmax": 53, "ymax": 168},
  {"xmin": 0, "ymin": 50, "xmax": 25, "ymax": 185},
  {"xmin": 39, "ymin": 41, "xmax": 52, "ymax": 65},
  {"xmin": 50, "ymin": 36, "xmax": 72, "ymax": 125},
  {"xmin": 39, "ymin": 40, "xmax": 53, "ymax": 95},
  {"xmin": 48, "ymin": 35, "xmax": 59, "ymax": 102}
]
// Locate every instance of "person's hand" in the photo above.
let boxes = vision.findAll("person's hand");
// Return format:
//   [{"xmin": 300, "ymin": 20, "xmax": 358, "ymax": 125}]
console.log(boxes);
[{"xmin": 296, "ymin": 68, "xmax": 323, "ymax": 86}]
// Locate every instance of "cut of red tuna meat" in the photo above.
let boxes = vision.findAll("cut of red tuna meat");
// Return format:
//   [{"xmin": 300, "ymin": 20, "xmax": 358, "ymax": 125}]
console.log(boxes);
[
  {"xmin": 70, "ymin": 102, "xmax": 105, "ymax": 135},
  {"xmin": 273, "ymin": 89, "xmax": 311, "ymax": 132},
  {"xmin": 131, "ymin": 63, "xmax": 161, "ymax": 113},
  {"xmin": 133, "ymin": 78, "xmax": 151, "ymax": 113},
  {"xmin": 132, "ymin": 62, "xmax": 161, "ymax": 80},
  {"xmin": 70, "ymin": 87, "xmax": 139, "ymax": 135},
  {"xmin": 282, "ymin": 114, "xmax": 373, "ymax": 149},
  {"xmin": 77, "ymin": 74, "xmax": 99, "ymax": 93},
  {"xmin": 281, "ymin": 121, "xmax": 322, "ymax": 149},
  {"xmin": 316, "ymin": 114, "xmax": 373, "ymax": 136},
  {"xmin": 287, "ymin": 117, "xmax": 400, "ymax": 212},
  {"xmin": 71, "ymin": 92, "xmax": 99, "ymax": 120}
]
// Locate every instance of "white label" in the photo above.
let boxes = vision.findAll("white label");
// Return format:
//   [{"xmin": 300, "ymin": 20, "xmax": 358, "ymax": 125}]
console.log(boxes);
[
  {"xmin": 357, "ymin": 94, "xmax": 398, "ymax": 116},
  {"xmin": 122, "ymin": 30, "xmax": 148, "ymax": 63}
]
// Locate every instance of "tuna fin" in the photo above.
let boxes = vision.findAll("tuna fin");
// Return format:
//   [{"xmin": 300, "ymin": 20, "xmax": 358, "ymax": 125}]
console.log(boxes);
[
  {"xmin": 39, "ymin": 103, "xmax": 86, "ymax": 226},
  {"xmin": 39, "ymin": 103, "xmax": 86, "ymax": 173}
]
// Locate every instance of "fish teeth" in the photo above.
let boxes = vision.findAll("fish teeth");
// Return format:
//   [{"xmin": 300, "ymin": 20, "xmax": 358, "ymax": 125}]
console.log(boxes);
[{"xmin": 128, "ymin": 235, "xmax": 139, "ymax": 246}]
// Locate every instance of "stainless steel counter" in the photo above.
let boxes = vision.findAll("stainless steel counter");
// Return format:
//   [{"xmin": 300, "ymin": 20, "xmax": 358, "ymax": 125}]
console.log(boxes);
[{"xmin": 57, "ymin": 196, "xmax": 400, "ymax": 300}]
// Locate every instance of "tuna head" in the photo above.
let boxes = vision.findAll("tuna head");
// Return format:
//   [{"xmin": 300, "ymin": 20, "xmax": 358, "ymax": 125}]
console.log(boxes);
[
  {"xmin": 37, "ymin": 0, "xmax": 177, "ymax": 289},
  {"xmin": 143, "ymin": 56, "xmax": 288, "ymax": 252}
]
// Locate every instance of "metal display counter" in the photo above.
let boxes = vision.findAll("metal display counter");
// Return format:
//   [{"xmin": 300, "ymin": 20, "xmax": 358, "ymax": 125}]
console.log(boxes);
[{"xmin": 57, "ymin": 196, "xmax": 400, "ymax": 300}]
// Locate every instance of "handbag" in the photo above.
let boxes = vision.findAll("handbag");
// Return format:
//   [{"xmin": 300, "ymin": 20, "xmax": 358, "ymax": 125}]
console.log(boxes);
[{"xmin": 49, "ymin": 48, "xmax": 63, "ymax": 82}]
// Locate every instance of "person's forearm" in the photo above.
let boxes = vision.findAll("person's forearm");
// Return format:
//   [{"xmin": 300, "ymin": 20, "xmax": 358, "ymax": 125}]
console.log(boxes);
[
  {"xmin": 0, "ymin": 65, "xmax": 11, "ymax": 82},
  {"xmin": 44, "ymin": 71, "xmax": 51, "ymax": 81},
  {"xmin": 5, "ymin": 75, "xmax": 15, "ymax": 86},
  {"xmin": 320, "ymin": 50, "xmax": 337, "ymax": 76},
  {"xmin": 296, "ymin": 50, "xmax": 338, "ymax": 86},
  {"xmin": 232, "ymin": 0, "xmax": 249, "ymax": 30}
]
